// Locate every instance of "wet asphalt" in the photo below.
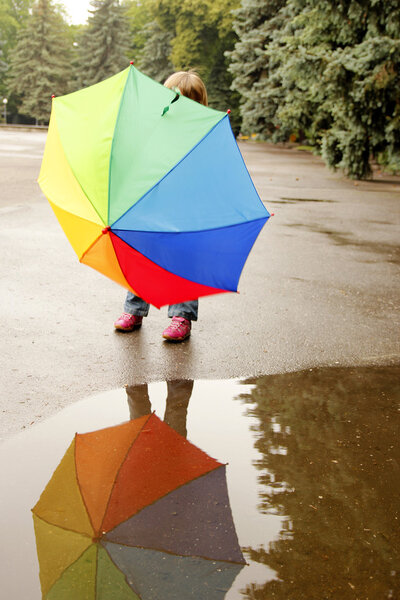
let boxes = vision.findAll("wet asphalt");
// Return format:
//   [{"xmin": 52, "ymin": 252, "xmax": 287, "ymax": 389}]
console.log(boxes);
[{"xmin": 1, "ymin": 128, "xmax": 399, "ymax": 440}]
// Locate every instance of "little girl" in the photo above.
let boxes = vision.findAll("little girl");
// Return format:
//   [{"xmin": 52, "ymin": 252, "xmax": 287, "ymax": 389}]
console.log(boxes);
[{"xmin": 114, "ymin": 70, "xmax": 208, "ymax": 342}]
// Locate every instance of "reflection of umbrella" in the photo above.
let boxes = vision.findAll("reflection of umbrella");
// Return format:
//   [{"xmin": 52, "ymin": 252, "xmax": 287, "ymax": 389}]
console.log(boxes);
[
  {"xmin": 32, "ymin": 414, "xmax": 245, "ymax": 599},
  {"xmin": 38, "ymin": 64, "xmax": 270, "ymax": 308}
]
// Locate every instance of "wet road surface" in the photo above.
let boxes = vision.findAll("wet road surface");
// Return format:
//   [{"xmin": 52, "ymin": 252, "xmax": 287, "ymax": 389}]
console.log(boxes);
[
  {"xmin": 0, "ymin": 127, "xmax": 399, "ymax": 598},
  {"xmin": 1, "ymin": 366, "xmax": 399, "ymax": 599},
  {"xmin": 0, "ymin": 129, "xmax": 399, "ymax": 438}
]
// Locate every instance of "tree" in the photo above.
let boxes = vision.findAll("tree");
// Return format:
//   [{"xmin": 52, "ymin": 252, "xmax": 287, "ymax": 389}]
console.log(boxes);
[
  {"xmin": 136, "ymin": 20, "xmax": 173, "ymax": 83},
  {"xmin": 76, "ymin": 0, "xmax": 132, "ymax": 88},
  {"xmin": 229, "ymin": 0, "xmax": 400, "ymax": 178},
  {"xmin": 0, "ymin": 0, "xmax": 33, "ymax": 96},
  {"xmin": 237, "ymin": 366, "xmax": 400, "ymax": 599},
  {"xmin": 270, "ymin": 0, "xmax": 400, "ymax": 178},
  {"xmin": 150, "ymin": 0, "xmax": 241, "ymax": 118},
  {"xmin": 7, "ymin": 0, "xmax": 72, "ymax": 123},
  {"xmin": 227, "ymin": 0, "xmax": 288, "ymax": 138}
]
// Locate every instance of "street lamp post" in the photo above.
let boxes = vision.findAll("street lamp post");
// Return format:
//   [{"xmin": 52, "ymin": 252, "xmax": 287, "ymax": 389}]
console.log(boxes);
[{"xmin": 3, "ymin": 98, "xmax": 7, "ymax": 124}]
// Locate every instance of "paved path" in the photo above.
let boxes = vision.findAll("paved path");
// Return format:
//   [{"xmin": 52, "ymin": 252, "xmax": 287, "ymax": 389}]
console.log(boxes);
[{"xmin": 1, "ymin": 128, "xmax": 399, "ymax": 439}]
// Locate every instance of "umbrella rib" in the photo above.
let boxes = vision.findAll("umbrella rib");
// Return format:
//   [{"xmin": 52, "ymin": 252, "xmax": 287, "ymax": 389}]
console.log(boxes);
[
  {"xmin": 79, "ymin": 232, "xmax": 103, "ymax": 265},
  {"xmin": 109, "ymin": 231, "xmax": 232, "ymax": 293},
  {"xmin": 104, "ymin": 462, "xmax": 224, "ymax": 535},
  {"xmin": 103, "ymin": 539, "xmax": 246, "ymax": 566},
  {"xmin": 100, "ymin": 542, "xmax": 142, "ymax": 600},
  {"xmin": 107, "ymin": 66, "xmax": 133, "ymax": 227},
  {"xmin": 45, "ymin": 544, "xmax": 96, "ymax": 595},
  {"xmin": 111, "ymin": 114, "xmax": 228, "ymax": 229},
  {"xmin": 112, "ymin": 215, "xmax": 269, "ymax": 236},
  {"xmin": 100, "ymin": 543, "xmax": 145, "ymax": 600},
  {"xmin": 110, "ymin": 216, "xmax": 269, "ymax": 293},
  {"xmin": 31, "ymin": 511, "xmax": 93, "ymax": 538},
  {"xmin": 226, "ymin": 115, "xmax": 267, "ymax": 215},
  {"xmin": 74, "ymin": 432, "xmax": 98, "ymax": 536},
  {"xmin": 99, "ymin": 413, "xmax": 153, "ymax": 534}
]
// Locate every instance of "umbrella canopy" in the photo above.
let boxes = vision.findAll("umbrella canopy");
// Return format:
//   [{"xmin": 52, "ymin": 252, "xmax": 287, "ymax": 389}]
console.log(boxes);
[
  {"xmin": 38, "ymin": 64, "xmax": 270, "ymax": 308},
  {"xmin": 32, "ymin": 414, "xmax": 245, "ymax": 599}
]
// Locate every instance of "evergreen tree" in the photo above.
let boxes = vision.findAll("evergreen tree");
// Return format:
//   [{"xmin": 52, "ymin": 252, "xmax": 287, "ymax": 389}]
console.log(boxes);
[
  {"xmin": 0, "ymin": 37, "xmax": 6, "ymax": 75},
  {"xmin": 269, "ymin": 0, "xmax": 400, "ymax": 178},
  {"xmin": 152, "ymin": 0, "xmax": 241, "ymax": 116},
  {"xmin": 77, "ymin": 0, "xmax": 131, "ymax": 88},
  {"xmin": 136, "ymin": 20, "xmax": 173, "ymax": 83},
  {"xmin": 125, "ymin": 0, "xmax": 154, "ymax": 60},
  {"xmin": 227, "ymin": 0, "xmax": 288, "ymax": 137},
  {"xmin": 0, "ymin": 0, "xmax": 33, "ymax": 96},
  {"xmin": 7, "ymin": 0, "xmax": 72, "ymax": 123},
  {"xmin": 229, "ymin": 0, "xmax": 400, "ymax": 178}
]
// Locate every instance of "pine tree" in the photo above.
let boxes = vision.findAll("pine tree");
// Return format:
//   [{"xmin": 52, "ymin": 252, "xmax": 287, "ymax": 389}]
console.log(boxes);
[
  {"xmin": 0, "ymin": 0, "xmax": 33, "ymax": 97},
  {"xmin": 152, "ymin": 0, "xmax": 241, "ymax": 117},
  {"xmin": 227, "ymin": 0, "xmax": 288, "ymax": 137},
  {"xmin": 77, "ymin": 0, "xmax": 132, "ymax": 88},
  {"xmin": 268, "ymin": 0, "xmax": 400, "ymax": 178},
  {"xmin": 7, "ymin": 0, "xmax": 72, "ymax": 123},
  {"xmin": 136, "ymin": 20, "xmax": 173, "ymax": 83},
  {"xmin": 0, "ymin": 37, "xmax": 6, "ymax": 75}
]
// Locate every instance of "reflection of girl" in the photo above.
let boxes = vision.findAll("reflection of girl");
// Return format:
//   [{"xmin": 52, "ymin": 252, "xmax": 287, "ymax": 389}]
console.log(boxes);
[
  {"xmin": 114, "ymin": 71, "xmax": 209, "ymax": 342},
  {"xmin": 126, "ymin": 379, "xmax": 194, "ymax": 439}
]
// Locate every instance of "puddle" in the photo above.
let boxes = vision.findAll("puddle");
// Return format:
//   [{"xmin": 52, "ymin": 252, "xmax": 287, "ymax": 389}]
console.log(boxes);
[
  {"xmin": 288, "ymin": 224, "xmax": 400, "ymax": 264},
  {"xmin": 269, "ymin": 198, "xmax": 336, "ymax": 204},
  {"xmin": 1, "ymin": 366, "xmax": 399, "ymax": 599}
]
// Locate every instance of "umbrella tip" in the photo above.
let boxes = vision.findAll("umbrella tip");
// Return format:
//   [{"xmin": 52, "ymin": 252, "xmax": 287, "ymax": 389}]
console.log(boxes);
[
  {"xmin": 227, "ymin": 109, "xmax": 231, "ymax": 114},
  {"xmin": 51, "ymin": 94, "xmax": 55, "ymax": 99},
  {"xmin": 130, "ymin": 60, "xmax": 134, "ymax": 65},
  {"xmin": 102, "ymin": 226, "xmax": 111, "ymax": 234}
]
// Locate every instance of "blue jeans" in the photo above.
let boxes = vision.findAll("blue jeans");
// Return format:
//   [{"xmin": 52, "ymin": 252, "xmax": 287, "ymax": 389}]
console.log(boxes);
[{"xmin": 124, "ymin": 292, "xmax": 198, "ymax": 321}]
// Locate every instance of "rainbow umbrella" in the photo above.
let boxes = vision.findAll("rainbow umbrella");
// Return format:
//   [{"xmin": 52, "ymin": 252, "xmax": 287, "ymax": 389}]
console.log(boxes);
[
  {"xmin": 32, "ymin": 414, "xmax": 245, "ymax": 599},
  {"xmin": 38, "ymin": 64, "xmax": 270, "ymax": 308}
]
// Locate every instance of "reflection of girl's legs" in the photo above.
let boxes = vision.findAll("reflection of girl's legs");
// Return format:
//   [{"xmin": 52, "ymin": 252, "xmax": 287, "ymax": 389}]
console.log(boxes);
[
  {"xmin": 126, "ymin": 383, "xmax": 151, "ymax": 420},
  {"xmin": 164, "ymin": 380, "xmax": 193, "ymax": 439}
]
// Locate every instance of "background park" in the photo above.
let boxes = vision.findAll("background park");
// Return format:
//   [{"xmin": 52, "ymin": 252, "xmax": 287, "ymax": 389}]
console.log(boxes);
[{"xmin": 1, "ymin": 0, "xmax": 400, "ymax": 180}]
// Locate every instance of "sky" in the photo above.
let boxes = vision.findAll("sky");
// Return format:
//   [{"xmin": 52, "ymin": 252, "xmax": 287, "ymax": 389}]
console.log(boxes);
[{"xmin": 61, "ymin": 0, "xmax": 91, "ymax": 25}]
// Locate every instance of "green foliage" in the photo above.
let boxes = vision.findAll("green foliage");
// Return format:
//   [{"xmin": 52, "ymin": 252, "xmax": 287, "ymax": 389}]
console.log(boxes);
[
  {"xmin": 230, "ymin": 0, "xmax": 400, "ymax": 178},
  {"xmin": 271, "ymin": 0, "xmax": 400, "ymax": 178},
  {"xmin": 136, "ymin": 20, "xmax": 173, "ymax": 83},
  {"xmin": 125, "ymin": 0, "xmax": 154, "ymax": 59},
  {"xmin": 0, "ymin": 0, "xmax": 33, "ymax": 96},
  {"xmin": 227, "ymin": 0, "xmax": 289, "ymax": 138},
  {"xmin": 7, "ymin": 0, "xmax": 72, "ymax": 123},
  {"xmin": 127, "ymin": 0, "xmax": 241, "ymax": 119},
  {"xmin": 167, "ymin": 0, "xmax": 241, "ymax": 113},
  {"xmin": 76, "ymin": 0, "xmax": 131, "ymax": 88}
]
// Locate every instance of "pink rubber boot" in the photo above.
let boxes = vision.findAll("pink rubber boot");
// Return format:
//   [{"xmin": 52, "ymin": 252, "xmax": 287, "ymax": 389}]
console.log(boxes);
[
  {"xmin": 114, "ymin": 313, "xmax": 143, "ymax": 332},
  {"xmin": 162, "ymin": 316, "xmax": 191, "ymax": 342}
]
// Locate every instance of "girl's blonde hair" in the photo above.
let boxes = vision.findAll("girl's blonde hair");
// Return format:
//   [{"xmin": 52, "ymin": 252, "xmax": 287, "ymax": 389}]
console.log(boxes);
[{"xmin": 164, "ymin": 70, "xmax": 208, "ymax": 106}]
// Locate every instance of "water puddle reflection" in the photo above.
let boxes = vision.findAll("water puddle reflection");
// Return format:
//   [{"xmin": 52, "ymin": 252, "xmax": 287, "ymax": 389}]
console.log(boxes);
[{"xmin": 1, "ymin": 365, "xmax": 399, "ymax": 598}]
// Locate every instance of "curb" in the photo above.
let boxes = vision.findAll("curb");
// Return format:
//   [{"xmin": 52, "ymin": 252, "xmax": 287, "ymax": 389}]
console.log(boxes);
[{"xmin": 0, "ymin": 124, "xmax": 48, "ymax": 132}]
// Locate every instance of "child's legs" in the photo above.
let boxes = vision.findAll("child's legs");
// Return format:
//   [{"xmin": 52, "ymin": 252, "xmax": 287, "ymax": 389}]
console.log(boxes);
[
  {"xmin": 126, "ymin": 383, "xmax": 151, "ymax": 420},
  {"xmin": 164, "ymin": 379, "xmax": 193, "ymax": 438},
  {"xmin": 124, "ymin": 291, "xmax": 150, "ymax": 317},
  {"xmin": 168, "ymin": 301, "xmax": 198, "ymax": 321}
]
